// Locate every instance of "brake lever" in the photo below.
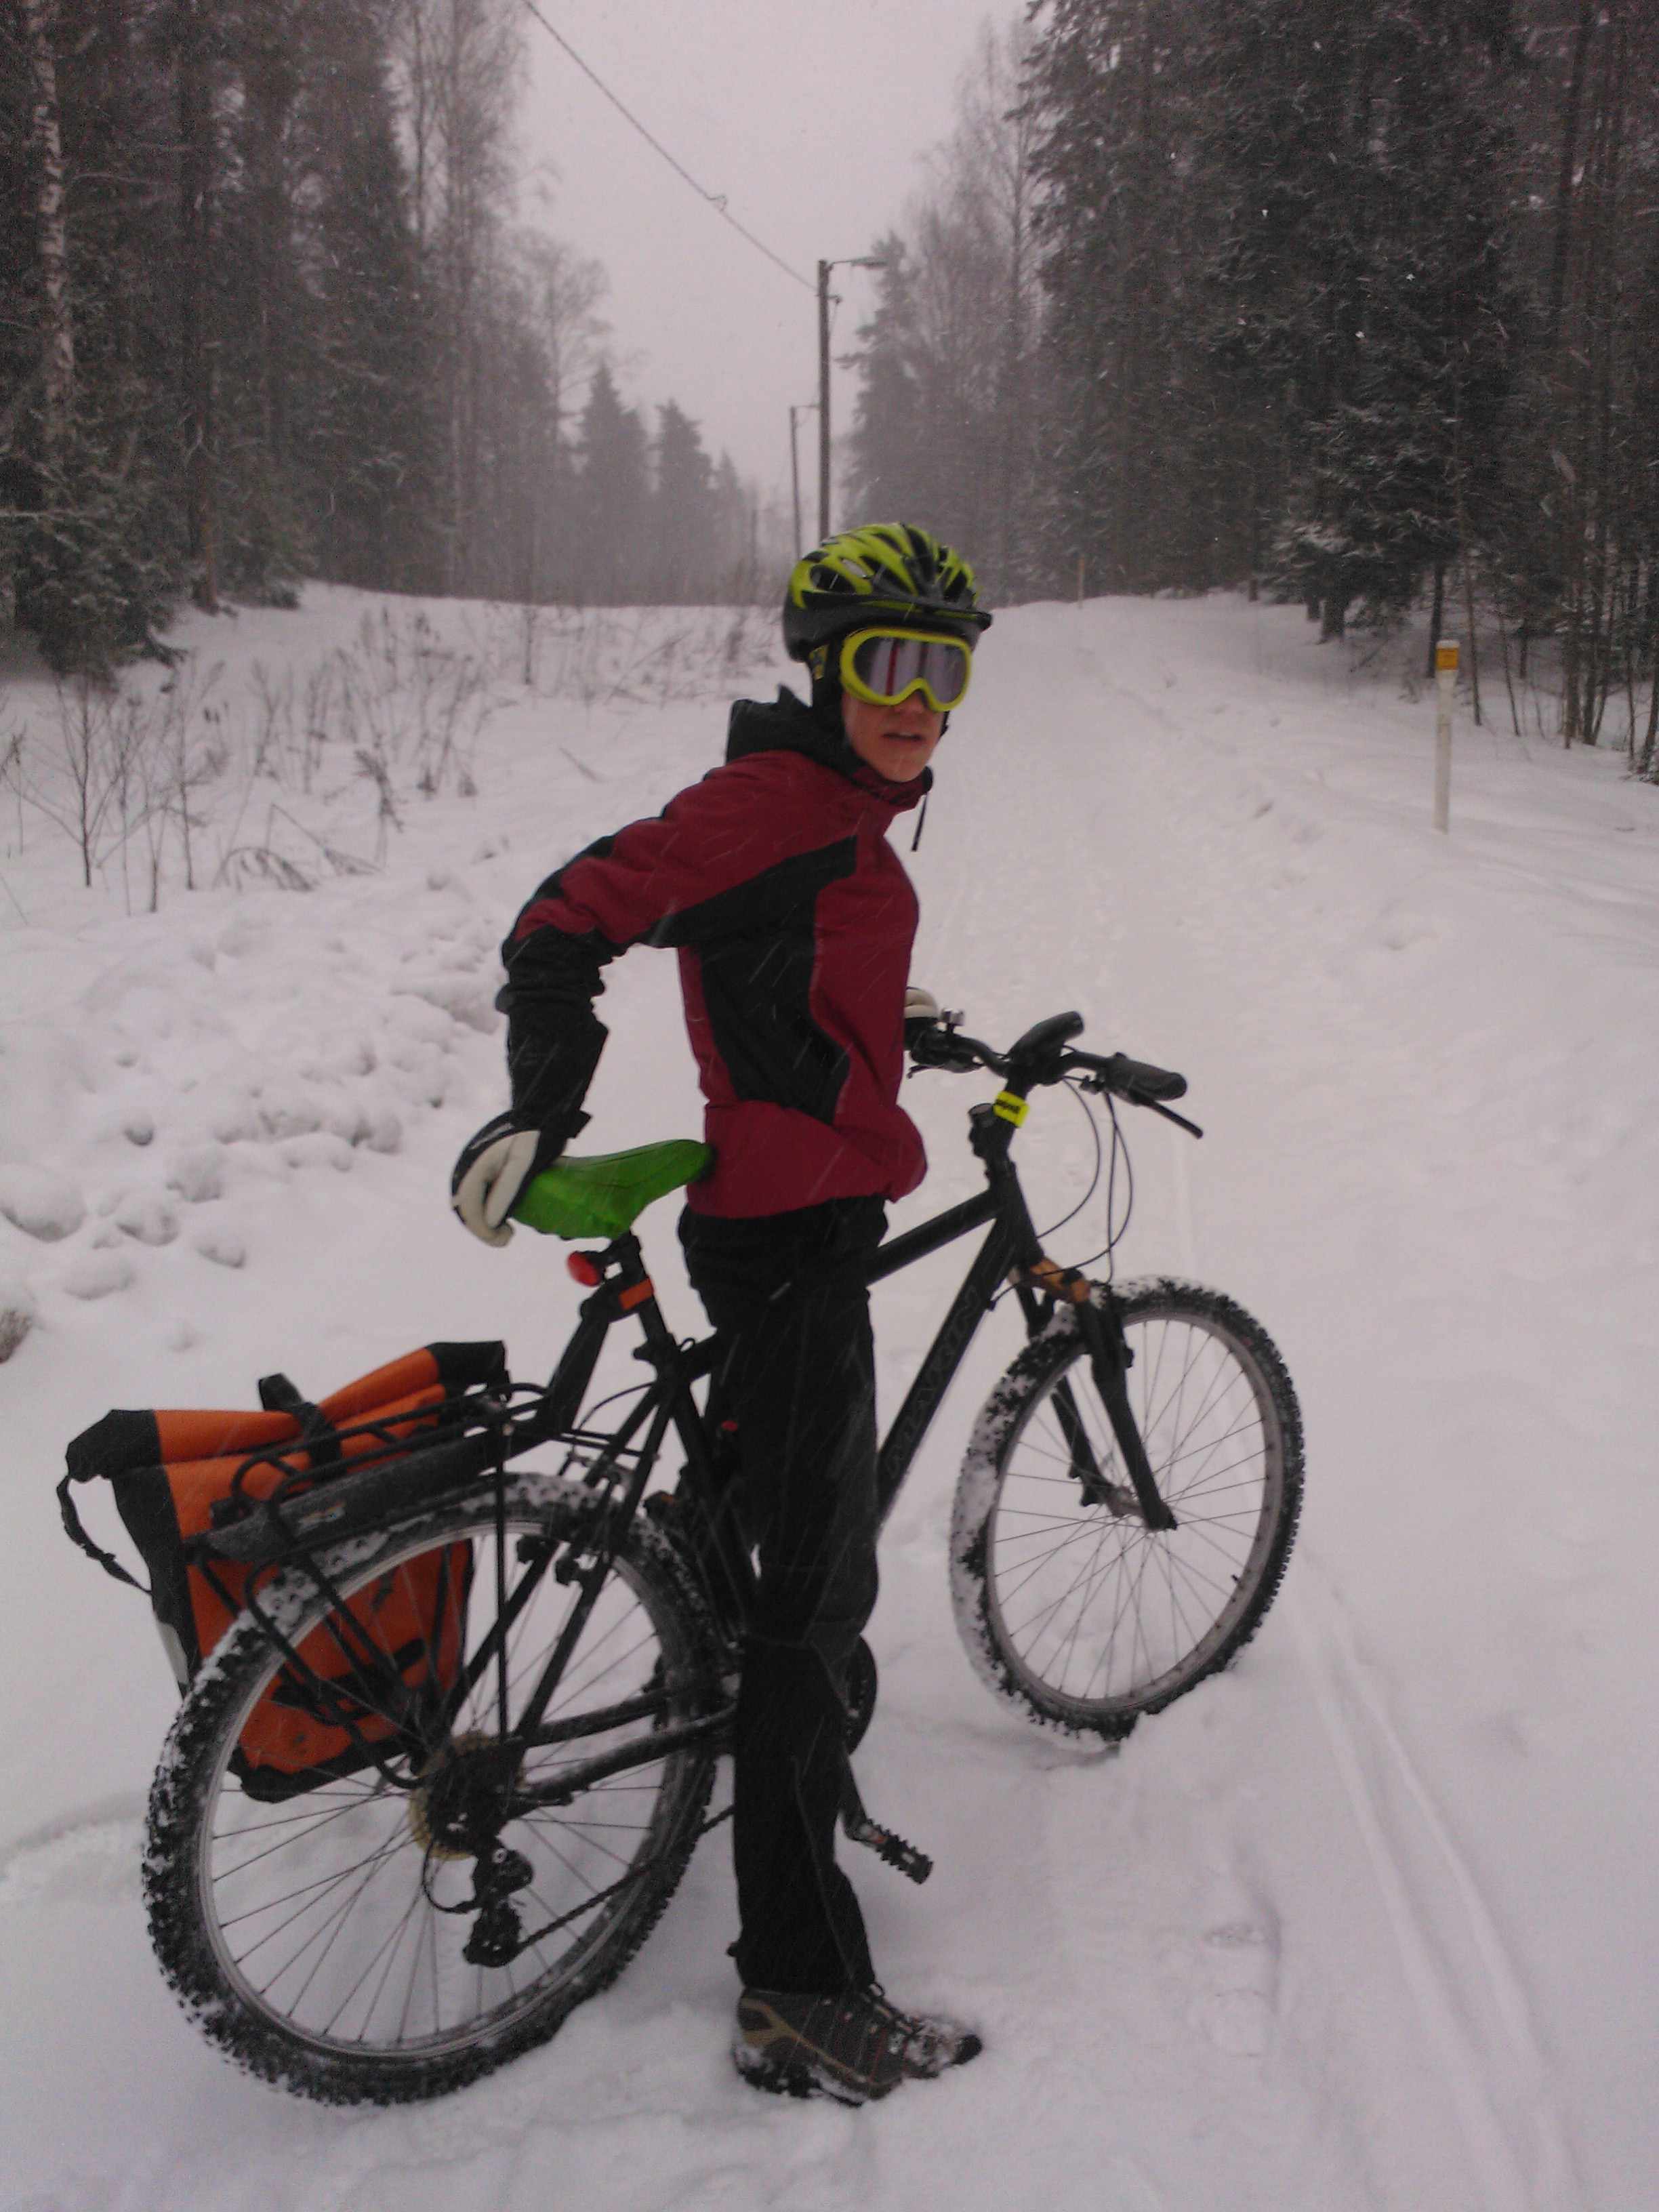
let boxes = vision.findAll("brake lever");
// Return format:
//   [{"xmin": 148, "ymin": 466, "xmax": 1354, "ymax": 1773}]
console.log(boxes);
[
  {"xmin": 1076, "ymin": 1067, "xmax": 1204, "ymax": 1137},
  {"xmin": 1137, "ymin": 1096, "xmax": 1204, "ymax": 1139}
]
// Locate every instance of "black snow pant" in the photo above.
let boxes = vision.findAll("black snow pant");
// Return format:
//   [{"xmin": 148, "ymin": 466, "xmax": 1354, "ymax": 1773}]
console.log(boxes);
[{"xmin": 679, "ymin": 1195, "xmax": 886, "ymax": 1996}]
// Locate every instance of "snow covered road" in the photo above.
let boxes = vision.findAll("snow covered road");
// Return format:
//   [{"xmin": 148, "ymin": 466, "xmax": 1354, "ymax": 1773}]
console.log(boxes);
[{"xmin": 3, "ymin": 589, "xmax": 1654, "ymax": 2209}]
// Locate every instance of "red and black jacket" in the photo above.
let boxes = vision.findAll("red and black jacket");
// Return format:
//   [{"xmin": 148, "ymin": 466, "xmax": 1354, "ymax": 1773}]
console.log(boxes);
[{"xmin": 499, "ymin": 689, "xmax": 928, "ymax": 1218}]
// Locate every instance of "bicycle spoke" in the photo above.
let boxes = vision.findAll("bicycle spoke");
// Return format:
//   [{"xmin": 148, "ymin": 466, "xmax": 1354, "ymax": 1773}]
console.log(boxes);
[
  {"xmin": 255, "ymin": 1830, "xmax": 411, "ymax": 2010},
  {"xmin": 218, "ymin": 1823, "xmax": 408, "ymax": 1943},
  {"xmin": 320, "ymin": 1877, "xmax": 431, "ymax": 2041},
  {"xmin": 979, "ymin": 1304, "xmax": 1285, "ymax": 1714},
  {"xmin": 154, "ymin": 1482, "xmax": 718, "ymax": 2091}
]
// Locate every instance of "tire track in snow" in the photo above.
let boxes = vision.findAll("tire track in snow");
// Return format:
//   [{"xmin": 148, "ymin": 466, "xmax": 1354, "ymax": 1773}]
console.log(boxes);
[
  {"xmin": 1288, "ymin": 1575, "xmax": 1587, "ymax": 2212},
  {"xmin": 0, "ymin": 1802, "xmax": 144, "ymax": 1906}
]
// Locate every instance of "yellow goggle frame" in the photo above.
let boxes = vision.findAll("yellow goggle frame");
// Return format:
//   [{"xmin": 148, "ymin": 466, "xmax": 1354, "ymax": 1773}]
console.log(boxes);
[{"xmin": 831, "ymin": 626, "xmax": 974, "ymax": 713}]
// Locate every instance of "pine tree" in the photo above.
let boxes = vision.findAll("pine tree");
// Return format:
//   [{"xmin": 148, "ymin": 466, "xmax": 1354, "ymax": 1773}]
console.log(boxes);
[
  {"xmin": 1210, "ymin": 0, "xmax": 1518, "ymax": 636},
  {"xmin": 5, "ymin": 0, "xmax": 182, "ymax": 670},
  {"xmin": 1026, "ymin": 0, "xmax": 1211, "ymax": 593},
  {"xmin": 846, "ymin": 239, "xmax": 924, "ymax": 525},
  {"xmin": 211, "ymin": 0, "xmax": 308, "ymax": 600},
  {"xmin": 295, "ymin": 1, "xmax": 440, "ymax": 592},
  {"xmin": 571, "ymin": 362, "xmax": 648, "ymax": 603},
  {"xmin": 844, "ymin": 26, "xmax": 1048, "ymax": 597},
  {"xmin": 649, "ymin": 400, "xmax": 714, "ymax": 603},
  {"xmin": 710, "ymin": 451, "xmax": 753, "ymax": 597}
]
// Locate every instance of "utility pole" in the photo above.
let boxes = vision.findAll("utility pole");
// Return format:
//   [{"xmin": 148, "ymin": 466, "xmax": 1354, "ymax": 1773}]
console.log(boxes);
[
  {"xmin": 817, "ymin": 255, "xmax": 886, "ymax": 541},
  {"xmin": 789, "ymin": 403, "xmax": 816, "ymax": 555},
  {"xmin": 817, "ymin": 261, "xmax": 831, "ymax": 541}
]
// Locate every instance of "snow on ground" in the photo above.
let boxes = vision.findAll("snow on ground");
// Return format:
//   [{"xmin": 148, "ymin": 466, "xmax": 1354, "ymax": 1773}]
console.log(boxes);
[{"xmin": 2, "ymin": 585, "xmax": 1655, "ymax": 2211}]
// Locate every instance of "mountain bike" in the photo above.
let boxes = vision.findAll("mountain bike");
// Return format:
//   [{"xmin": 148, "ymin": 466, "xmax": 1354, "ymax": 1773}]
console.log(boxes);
[{"xmin": 140, "ymin": 1008, "xmax": 1303, "ymax": 2105}]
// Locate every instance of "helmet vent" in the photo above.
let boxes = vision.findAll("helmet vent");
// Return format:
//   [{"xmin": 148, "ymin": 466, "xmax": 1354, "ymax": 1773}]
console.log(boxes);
[{"xmin": 783, "ymin": 523, "xmax": 991, "ymax": 664}]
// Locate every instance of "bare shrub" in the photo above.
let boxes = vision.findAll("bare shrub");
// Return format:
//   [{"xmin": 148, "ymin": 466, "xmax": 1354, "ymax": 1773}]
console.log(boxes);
[
  {"xmin": 215, "ymin": 802, "xmax": 374, "ymax": 890},
  {"xmin": 0, "ymin": 1296, "xmax": 34, "ymax": 1364},
  {"xmin": 1, "ymin": 676, "xmax": 157, "ymax": 888}
]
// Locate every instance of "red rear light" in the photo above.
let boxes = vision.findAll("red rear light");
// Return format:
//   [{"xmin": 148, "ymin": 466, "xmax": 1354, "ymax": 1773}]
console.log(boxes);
[{"xmin": 566, "ymin": 1252, "xmax": 604, "ymax": 1287}]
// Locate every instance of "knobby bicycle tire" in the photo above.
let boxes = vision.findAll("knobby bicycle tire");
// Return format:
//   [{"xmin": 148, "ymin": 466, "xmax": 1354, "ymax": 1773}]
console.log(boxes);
[
  {"xmin": 144, "ymin": 1472, "xmax": 722, "ymax": 2105},
  {"xmin": 949, "ymin": 1280, "xmax": 1303, "ymax": 1740}
]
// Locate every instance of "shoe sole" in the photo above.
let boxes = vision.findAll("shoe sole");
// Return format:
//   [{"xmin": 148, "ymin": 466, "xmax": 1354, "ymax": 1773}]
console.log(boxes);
[{"xmin": 733, "ymin": 2039, "xmax": 888, "ymax": 2106}]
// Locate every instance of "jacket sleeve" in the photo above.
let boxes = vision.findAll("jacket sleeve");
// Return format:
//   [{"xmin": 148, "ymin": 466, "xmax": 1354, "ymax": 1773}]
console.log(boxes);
[{"xmin": 497, "ymin": 757, "xmax": 811, "ymax": 1126}]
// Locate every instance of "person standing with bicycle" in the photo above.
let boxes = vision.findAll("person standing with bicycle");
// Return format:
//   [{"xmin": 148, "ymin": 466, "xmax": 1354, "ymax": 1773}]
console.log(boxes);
[{"xmin": 452, "ymin": 524, "xmax": 990, "ymax": 2105}]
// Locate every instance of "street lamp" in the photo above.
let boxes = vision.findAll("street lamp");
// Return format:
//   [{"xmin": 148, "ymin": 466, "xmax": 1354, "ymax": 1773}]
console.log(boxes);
[{"xmin": 817, "ymin": 255, "xmax": 887, "ymax": 539}]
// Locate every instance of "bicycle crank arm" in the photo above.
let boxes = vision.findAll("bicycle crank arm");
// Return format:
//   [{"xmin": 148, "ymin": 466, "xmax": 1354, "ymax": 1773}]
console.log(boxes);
[
  {"xmin": 840, "ymin": 1763, "xmax": 931, "ymax": 1885},
  {"xmin": 1079, "ymin": 1304, "xmax": 1179, "ymax": 1532}
]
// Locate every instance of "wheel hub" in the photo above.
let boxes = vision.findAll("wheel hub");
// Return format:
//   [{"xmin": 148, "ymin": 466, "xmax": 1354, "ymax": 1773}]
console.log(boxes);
[{"xmin": 409, "ymin": 1732, "xmax": 513, "ymax": 1860}]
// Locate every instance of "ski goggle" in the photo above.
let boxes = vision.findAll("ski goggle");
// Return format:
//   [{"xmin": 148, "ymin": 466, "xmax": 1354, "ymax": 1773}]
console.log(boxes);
[{"xmin": 836, "ymin": 627, "xmax": 973, "ymax": 712}]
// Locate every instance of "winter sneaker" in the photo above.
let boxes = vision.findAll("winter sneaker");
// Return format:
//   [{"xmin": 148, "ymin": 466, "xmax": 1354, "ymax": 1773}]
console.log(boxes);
[{"xmin": 733, "ymin": 1985, "xmax": 982, "ymax": 2105}]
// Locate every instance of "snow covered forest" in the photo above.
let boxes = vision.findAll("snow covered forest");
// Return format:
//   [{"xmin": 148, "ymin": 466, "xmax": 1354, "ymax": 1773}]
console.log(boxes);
[
  {"xmin": 5, "ymin": 2, "xmax": 1659, "ymax": 766},
  {"xmin": 858, "ymin": 1, "xmax": 1659, "ymax": 764},
  {"xmin": 1, "ymin": 0, "xmax": 760, "ymax": 668}
]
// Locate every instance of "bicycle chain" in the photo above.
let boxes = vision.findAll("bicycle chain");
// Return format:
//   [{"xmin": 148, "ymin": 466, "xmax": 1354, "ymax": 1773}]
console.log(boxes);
[{"xmin": 496, "ymin": 1803, "xmax": 733, "ymax": 1956}]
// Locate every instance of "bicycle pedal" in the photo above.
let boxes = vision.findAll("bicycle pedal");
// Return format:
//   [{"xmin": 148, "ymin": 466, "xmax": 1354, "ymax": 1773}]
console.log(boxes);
[{"xmin": 843, "ymin": 1809, "xmax": 933, "ymax": 1885}]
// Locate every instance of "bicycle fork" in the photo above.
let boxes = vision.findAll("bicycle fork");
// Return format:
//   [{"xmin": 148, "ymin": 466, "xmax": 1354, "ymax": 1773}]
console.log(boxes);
[
  {"xmin": 1019, "ymin": 1261, "xmax": 1178, "ymax": 1532},
  {"xmin": 1077, "ymin": 1296, "xmax": 1178, "ymax": 1532}
]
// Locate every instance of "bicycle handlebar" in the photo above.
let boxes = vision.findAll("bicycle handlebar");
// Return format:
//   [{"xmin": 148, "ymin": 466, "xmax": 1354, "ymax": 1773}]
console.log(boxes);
[{"xmin": 909, "ymin": 1011, "xmax": 1202, "ymax": 1134}]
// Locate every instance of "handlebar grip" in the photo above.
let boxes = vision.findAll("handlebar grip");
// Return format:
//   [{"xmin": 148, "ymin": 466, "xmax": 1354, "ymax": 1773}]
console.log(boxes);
[
  {"xmin": 909, "ymin": 1024, "xmax": 987, "ymax": 1073},
  {"xmin": 1107, "ymin": 1054, "xmax": 1187, "ymax": 1103}
]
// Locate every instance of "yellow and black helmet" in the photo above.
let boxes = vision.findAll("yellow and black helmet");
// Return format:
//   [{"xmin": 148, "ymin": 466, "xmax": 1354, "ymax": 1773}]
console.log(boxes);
[{"xmin": 783, "ymin": 523, "xmax": 993, "ymax": 662}]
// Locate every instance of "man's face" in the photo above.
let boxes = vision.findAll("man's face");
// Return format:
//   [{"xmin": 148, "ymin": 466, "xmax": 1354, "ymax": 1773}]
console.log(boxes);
[{"xmin": 841, "ymin": 689, "xmax": 945, "ymax": 783}]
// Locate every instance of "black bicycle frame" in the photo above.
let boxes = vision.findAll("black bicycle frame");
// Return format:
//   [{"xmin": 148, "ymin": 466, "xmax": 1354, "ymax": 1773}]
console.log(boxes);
[
  {"xmin": 519, "ymin": 1080, "xmax": 1172, "ymax": 1631},
  {"xmin": 867, "ymin": 1105, "xmax": 1044, "ymax": 1519},
  {"xmin": 212, "ymin": 1081, "xmax": 1175, "ymax": 1811},
  {"xmin": 464, "ymin": 1109, "xmax": 1047, "ymax": 1804}
]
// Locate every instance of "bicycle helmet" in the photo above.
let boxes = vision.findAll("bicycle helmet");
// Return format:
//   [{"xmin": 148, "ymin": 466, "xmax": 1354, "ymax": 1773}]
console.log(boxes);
[{"xmin": 784, "ymin": 523, "xmax": 993, "ymax": 662}]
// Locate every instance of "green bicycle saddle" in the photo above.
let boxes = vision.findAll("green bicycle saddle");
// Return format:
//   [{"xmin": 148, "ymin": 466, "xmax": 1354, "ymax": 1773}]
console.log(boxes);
[{"xmin": 510, "ymin": 1139, "xmax": 713, "ymax": 1241}]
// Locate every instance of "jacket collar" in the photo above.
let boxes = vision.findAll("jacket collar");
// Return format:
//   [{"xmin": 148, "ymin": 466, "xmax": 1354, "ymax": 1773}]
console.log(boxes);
[{"xmin": 725, "ymin": 687, "xmax": 930, "ymax": 815}]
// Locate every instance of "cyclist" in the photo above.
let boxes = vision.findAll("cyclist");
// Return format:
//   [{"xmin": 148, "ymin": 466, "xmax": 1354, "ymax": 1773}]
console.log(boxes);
[{"xmin": 451, "ymin": 523, "xmax": 990, "ymax": 2104}]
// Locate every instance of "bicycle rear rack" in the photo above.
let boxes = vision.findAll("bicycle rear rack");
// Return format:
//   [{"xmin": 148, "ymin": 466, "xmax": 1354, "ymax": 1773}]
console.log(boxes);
[{"xmin": 196, "ymin": 1393, "xmax": 546, "ymax": 1570}]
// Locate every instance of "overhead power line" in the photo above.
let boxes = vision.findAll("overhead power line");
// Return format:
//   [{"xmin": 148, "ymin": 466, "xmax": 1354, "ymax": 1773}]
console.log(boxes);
[{"xmin": 520, "ymin": 1, "xmax": 815, "ymax": 294}]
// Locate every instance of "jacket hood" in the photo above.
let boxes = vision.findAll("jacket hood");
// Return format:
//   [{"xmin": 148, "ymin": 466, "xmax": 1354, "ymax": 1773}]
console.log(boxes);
[{"xmin": 725, "ymin": 687, "xmax": 930, "ymax": 813}]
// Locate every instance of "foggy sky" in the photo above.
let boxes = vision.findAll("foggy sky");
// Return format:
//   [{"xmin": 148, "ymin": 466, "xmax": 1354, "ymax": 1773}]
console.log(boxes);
[{"xmin": 520, "ymin": 0, "xmax": 1010, "ymax": 524}]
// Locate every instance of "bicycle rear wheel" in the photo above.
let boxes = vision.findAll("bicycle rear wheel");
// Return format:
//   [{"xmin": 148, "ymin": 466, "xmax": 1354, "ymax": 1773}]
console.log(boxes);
[
  {"xmin": 950, "ymin": 1280, "xmax": 1303, "ymax": 1740},
  {"xmin": 145, "ymin": 1473, "xmax": 721, "ymax": 2104}
]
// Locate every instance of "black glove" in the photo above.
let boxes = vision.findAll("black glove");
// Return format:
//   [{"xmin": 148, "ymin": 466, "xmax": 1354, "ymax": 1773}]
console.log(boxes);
[{"xmin": 449, "ymin": 1110, "xmax": 585, "ymax": 1247}]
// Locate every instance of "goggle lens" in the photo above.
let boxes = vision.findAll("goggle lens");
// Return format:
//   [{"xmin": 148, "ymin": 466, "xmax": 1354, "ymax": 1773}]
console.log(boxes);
[{"xmin": 843, "ymin": 630, "xmax": 971, "ymax": 710}]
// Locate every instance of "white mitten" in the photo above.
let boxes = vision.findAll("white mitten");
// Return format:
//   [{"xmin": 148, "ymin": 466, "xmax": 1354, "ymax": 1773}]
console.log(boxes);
[{"xmin": 450, "ymin": 1113, "xmax": 563, "ymax": 1247}]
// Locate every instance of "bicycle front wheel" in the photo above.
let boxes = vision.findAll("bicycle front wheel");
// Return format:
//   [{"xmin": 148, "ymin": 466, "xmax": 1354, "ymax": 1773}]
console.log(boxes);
[
  {"xmin": 950, "ymin": 1280, "xmax": 1303, "ymax": 1740},
  {"xmin": 145, "ymin": 1473, "xmax": 721, "ymax": 2105}
]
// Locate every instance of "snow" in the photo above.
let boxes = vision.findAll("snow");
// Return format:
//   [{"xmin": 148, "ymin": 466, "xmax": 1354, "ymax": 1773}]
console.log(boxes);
[
  {"xmin": 3, "ymin": 583, "xmax": 1656, "ymax": 2209},
  {"xmin": 0, "ymin": 1162, "xmax": 86, "ymax": 1242}
]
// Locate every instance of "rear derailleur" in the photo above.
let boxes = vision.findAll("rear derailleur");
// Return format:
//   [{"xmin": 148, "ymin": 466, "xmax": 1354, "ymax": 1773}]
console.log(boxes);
[{"xmin": 411, "ymin": 1733, "xmax": 535, "ymax": 1967}]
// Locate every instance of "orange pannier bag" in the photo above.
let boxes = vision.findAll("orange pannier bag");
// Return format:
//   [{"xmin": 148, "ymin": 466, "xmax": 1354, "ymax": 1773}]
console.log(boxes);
[{"xmin": 60, "ymin": 1341, "xmax": 506, "ymax": 1800}]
